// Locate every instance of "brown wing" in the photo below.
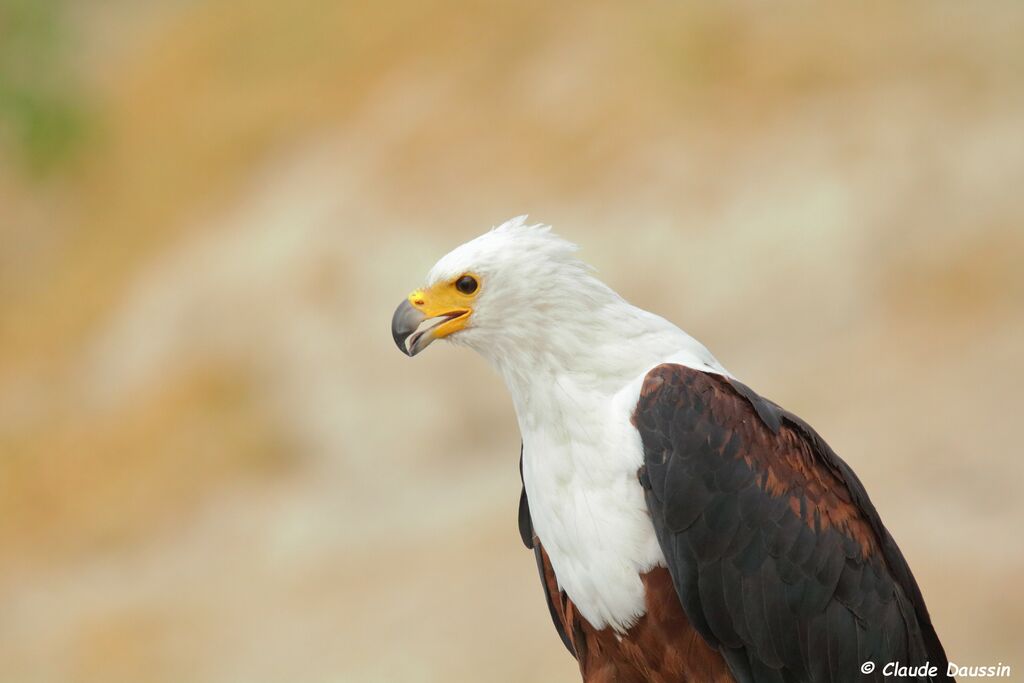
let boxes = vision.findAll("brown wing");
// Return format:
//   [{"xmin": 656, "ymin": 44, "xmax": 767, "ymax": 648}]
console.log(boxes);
[{"xmin": 633, "ymin": 363, "xmax": 951, "ymax": 683}]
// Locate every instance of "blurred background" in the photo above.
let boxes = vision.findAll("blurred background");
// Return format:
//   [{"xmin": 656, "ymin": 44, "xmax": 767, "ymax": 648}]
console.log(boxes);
[{"xmin": 1, "ymin": 1, "xmax": 1022, "ymax": 681}]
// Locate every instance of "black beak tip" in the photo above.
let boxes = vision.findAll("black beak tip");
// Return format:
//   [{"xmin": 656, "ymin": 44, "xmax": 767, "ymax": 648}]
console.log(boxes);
[
  {"xmin": 391, "ymin": 323, "xmax": 413, "ymax": 356},
  {"xmin": 393, "ymin": 332, "xmax": 413, "ymax": 356},
  {"xmin": 391, "ymin": 299, "xmax": 423, "ymax": 356}
]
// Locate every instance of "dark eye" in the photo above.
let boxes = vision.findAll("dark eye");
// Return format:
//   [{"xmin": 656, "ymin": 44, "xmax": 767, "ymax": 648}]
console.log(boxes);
[{"xmin": 455, "ymin": 275, "xmax": 478, "ymax": 294}]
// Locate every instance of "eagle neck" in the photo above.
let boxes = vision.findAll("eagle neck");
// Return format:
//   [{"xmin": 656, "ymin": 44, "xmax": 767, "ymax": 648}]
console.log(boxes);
[
  {"xmin": 484, "ymin": 299, "xmax": 697, "ymax": 434},
  {"xmin": 482, "ymin": 296, "xmax": 689, "ymax": 632}
]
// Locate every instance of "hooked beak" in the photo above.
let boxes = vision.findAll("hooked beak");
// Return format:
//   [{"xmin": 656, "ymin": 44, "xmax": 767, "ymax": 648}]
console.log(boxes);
[
  {"xmin": 392, "ymin": 300, "xmax": 426, "ymax": 356},
  {"xmin": 391, "ymin": 298, "xmax": 470, "ymax": 357}
]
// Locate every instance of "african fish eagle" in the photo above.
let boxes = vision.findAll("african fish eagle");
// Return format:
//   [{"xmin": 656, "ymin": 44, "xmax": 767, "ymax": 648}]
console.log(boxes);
[{"xmin": 391, "ymin": 217, "xmax": 950, "ymax": 683}]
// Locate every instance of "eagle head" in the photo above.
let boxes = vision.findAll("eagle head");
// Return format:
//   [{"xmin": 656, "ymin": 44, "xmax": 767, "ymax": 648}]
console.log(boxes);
[{"xmin": 391, "ymin": 216, "xmax": 590, "ymax": 358}]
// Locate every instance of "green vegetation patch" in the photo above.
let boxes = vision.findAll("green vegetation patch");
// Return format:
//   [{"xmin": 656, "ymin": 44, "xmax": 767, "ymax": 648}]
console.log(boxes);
[{"xmin": 0, "ymin": 0, "xmax": 90, "ymax": 176}]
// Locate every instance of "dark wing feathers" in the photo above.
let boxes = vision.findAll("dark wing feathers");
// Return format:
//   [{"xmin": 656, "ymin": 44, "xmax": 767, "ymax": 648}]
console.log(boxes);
[
  {"xmin": 634, "ymin": 364, "xmax": 950, "ymax": 683},
  {"xmin": 517, "ymin": 451, "xmax": 534, "ymax": 550}
]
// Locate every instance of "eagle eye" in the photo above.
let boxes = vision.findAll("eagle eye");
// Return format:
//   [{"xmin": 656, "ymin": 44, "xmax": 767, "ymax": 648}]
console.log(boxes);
[{"xmin": 455, "ymin": 275, "xmax": 478, "ymax": 295}]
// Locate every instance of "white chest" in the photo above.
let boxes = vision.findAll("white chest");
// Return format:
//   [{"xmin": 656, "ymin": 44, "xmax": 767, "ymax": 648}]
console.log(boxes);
[{"xmin": 519, "ymin": 378, "xmax": 665, "ymax": 633}]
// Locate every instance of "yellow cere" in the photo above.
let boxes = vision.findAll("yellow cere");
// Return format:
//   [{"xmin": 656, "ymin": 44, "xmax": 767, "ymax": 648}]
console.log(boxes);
[{"xmin": 405, "ymin": 279, "xmax": 476, "ymax": 340}]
